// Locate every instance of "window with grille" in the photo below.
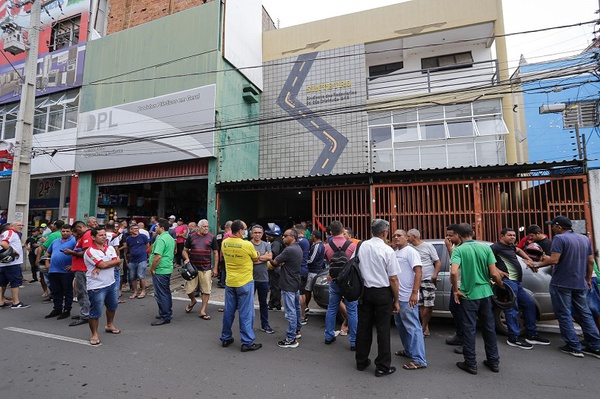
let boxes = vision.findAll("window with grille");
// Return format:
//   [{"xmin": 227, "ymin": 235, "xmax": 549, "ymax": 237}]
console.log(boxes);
[
  {"xmin": 562, "ymin": 101, "xmax": 599, "ymax": 129},
  {"xmin": 49, "ymin": 15, "xmax": 81, "ymax": 51},
  {"xmin": 421, "ymin": 52, "xmax": 473, "ymax": 72}
]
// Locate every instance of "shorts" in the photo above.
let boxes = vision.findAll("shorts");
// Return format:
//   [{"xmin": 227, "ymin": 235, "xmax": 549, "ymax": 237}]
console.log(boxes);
[
  {"xmin": 588, "ymin": 277, "xmax": 600, "ymax": 317},
  {"xmin": 0, "ymin": 264, "xmax": 23, "ymax": 288},
  {"xmin": 418, "ymin": 280, "xmax": 436, "ymax": 307},
  {"xmin": 184, "ymin": 270, "xmax": 212, "ymax": 295},
  {"xmin": 128, "ymin": 261, "xmax": 148, "ymax": 281},
  {"xmin": 88, "ymin": 282, "xmax": 119, "ymax": 319},
  {"xmin": 304, "ymin": 273, "xmax": 318, "ymax": 292},
  {"xmin": 300, "ymin": 275, "xmax": 308, "ymax": 291}
]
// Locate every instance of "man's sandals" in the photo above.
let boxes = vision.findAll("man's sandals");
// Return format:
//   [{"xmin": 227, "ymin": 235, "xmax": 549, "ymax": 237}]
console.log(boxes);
[
  {"xmin": 185, "ymin": 301, "xmax": 197, "ymax": 313},
  {"xmin": 402, "ymin": 361, "xmax": 426, "ymax": 370}
]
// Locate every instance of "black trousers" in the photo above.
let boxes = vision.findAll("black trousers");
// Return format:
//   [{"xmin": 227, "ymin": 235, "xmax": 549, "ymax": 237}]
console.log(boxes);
[
  {"xmin": 355, "ymin": 286, "xmax": 394, "ymax": 371},
  {"xmin": 48, "ymin": 272, "xmax": 75, "ymax": 313},
  {"xmin": 268, "ymin": 267, "xmax": 281, "ymax": 308}
]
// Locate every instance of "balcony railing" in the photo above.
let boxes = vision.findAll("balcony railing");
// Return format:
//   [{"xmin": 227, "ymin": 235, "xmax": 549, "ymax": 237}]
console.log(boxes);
[{"xmin": 366, "ymin": 59, "xmax": 500, "ymax": 100}]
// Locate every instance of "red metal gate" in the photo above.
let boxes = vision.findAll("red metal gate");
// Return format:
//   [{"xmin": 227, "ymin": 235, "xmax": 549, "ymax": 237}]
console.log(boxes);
[{"xmin": 313, "ymin": 176, "xmax": 591, "ymax": 242}]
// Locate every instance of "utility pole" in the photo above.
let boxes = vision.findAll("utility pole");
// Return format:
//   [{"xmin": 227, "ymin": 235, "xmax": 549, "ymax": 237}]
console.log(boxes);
[{"xmin": 6, "ymin": 0, "xmax": 42, "ymax": 230}]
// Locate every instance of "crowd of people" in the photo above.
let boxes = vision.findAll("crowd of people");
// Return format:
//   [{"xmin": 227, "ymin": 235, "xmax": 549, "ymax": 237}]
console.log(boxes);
[{"xmin": 1, "ymin": 214, "xmax": 600, "ymax": 377}]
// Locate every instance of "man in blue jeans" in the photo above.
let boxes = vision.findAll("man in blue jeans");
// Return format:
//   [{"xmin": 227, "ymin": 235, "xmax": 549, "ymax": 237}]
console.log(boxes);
[
  {"xmin": 271, "ymin": 229, "xmax": 303, "ymax": 348},
  {"xmin": 491, "ymin": 228, "xmax": 550, "ymax": 349},
  {"xmin": 536, "ymin": 216, "xmax": 600, "ymax": 358},
  {"xmin": 323, "ymin": 220, "xmax": 357, "ymax": 349},
  {"xmin": 220, "ymin": 220, "xmax": 262, "ymax": 352},
  {"xmin": 250, "ymin": 225, "xmax": 274, "ymax": 334},
  {"xmin": 149, "ymin": 218, "xmax": 175, "ymax": 326},
  {"xmin": 392, "ymin": 229, "xmax": 427, "ymax": 370},
  {"xmin": 450, "ymin": 223, "xmax": 504, "ymax": 375}
]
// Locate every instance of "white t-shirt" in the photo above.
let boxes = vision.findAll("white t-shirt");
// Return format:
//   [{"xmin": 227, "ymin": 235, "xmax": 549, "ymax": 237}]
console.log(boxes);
[
  {"xmin": 356, "ymin": 237, "xmax": 401, "ymax": 288},
  {"xmin": 412, "ymin": 242, "xmax": 439, "ymax": 280},
  {"xmin": 395, "ymin": 245, "xmax": 422, "ymax": 302},
  {"xmin": 1, "ymin": 229, "xmax": 23, "ymax": 267},
  {"xmin": 84, "ymin": 244, "xmax": 118, "ymax": 290}
]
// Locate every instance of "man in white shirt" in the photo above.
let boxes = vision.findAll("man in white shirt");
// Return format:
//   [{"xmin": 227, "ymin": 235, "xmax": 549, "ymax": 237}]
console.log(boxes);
[
  {"xmin": 0, "ymin": 221, "xmax": 29, "ymax": 309},
  {"xmin": 355, "ymin": 219, "xmax": 401, "ymax": 377},
  {"xmin": 84, "ymin": 228, "xmax": 121, "ymax": 346},
  {"xmin": 392, "ymin": 230, "xmax": 427, "ymax": 370},
  {"xmin": 407, "ymin": 229, "xmax": 441, "ymax": 337}
]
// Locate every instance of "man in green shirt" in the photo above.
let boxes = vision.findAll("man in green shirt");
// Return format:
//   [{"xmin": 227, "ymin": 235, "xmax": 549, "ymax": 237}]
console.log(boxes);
[
  {"xmin": 149, "ymin": 218, "xmax": 175, "ymax": 326},
  {"xmin": 35, "ymin": 220, "xmax": 65, "ymax": 300},
  {"xmin": 450, "ymin": 223, "xmax": 504, "ymax": 375}
]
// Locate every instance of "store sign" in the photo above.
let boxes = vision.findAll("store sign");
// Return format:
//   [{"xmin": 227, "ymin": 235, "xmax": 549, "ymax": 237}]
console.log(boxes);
[
  {"xmin": 0, "ymin": 141, "xmax": 14, "ymax": 176},
  {"xmin": 75, "ymin": 85, "xmax": 216, "ymax": 172}
]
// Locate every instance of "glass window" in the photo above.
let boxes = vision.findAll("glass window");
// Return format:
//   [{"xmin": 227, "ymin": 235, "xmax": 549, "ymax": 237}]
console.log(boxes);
[
  {"xmin": 421, "ymin": 122, "xmax": 445, "ymax": 140},
  {"xmin": 448, "ymin": 142, "xmax": 475, "ymax": 167},
  {"xmin": 33, "ymin": 108, "xmax": 46, "ymax": 135},
  {"xmin": 473, "ymin": 99, "xmax": 502, "ymax": 115},
  {"xmin": 445, "ymin": 104, "xmax": 472, "ymax": 119},
  {"xmin": 418, "ymin": 106, "xmax": 444, "ymax": 121},
  {"xmin": 420, "ymin": 145, "xmax": 447, "ymax": 169},
  {"xmin": 447, "ymin": 119, "xmax": 474, "ymax": 138},
  {"xmin": 394, "ymin": 124, "xmax": 419, "ymax": 142},
  {"xmin": 394, "ymin": 147, "xmax": 420, "ymax": 171},
  {"xmin": 368, "ymin": 111, "xmax": 391, "ymax": 125},
  {"xmin": 3, "ymin": 113, "xmax": 17, "ymax": 139},
  {"xmin": 475, "ymin": 116, "xmax": 508, "ymax": 135},
  {"xmin": 476, "ymin": 140, "xmax": 506, "ymax": 166},
  {"xmin": 65, "ymin": 105, "xmax": 78, "ymax": 129},
  {"xmin": 48, "ymin": 105, "xmax": 64, "ymax": 132},
  {"xmin": 393, "ymin": 109, "xmax": 417, "ymax": 123},
  {"xmin": 373, "ymin": 149, "xmax": 393, "ymax": 171},
  {"xmin": 370, "ymin": 126, "xmax": 392, "ymax": 148}
]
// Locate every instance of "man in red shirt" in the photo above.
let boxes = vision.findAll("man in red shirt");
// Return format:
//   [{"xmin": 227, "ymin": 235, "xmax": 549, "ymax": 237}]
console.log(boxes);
[{"xmin": 63, "ymin": 221, "xmax": 92, "ymax": 326}]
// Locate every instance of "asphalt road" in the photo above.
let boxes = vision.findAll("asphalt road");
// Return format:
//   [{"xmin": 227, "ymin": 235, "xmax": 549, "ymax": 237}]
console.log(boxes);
[{"xmin": 1, "ymin": 283, "xmax": 598, "ymax": 399}]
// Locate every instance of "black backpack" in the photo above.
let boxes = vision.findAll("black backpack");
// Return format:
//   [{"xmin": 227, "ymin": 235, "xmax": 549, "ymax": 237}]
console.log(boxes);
[
  {"xmin": 337, "ymin": 241, "xmax": 364, "ymax": 302},
  {"xmin": 328, "ymin": 240, "xmax": 351, "ymax": 279}
]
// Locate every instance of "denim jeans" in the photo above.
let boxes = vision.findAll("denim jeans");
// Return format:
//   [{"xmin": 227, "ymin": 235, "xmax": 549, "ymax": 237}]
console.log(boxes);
[
  {"xmin": 220, "ymin": 281, "xmax": 256, "ymax": 346},
  {"xmin": 88, "ymin": 282, "xmax": 118, "ymax": 319},
  {"xmin": 503, "ymin": 278, "xmax": 538, "ymax": 340},
  {"xmin": 282, "ymin": 290, "xmax": 302, "ymax": 342},
  {"xmin": 460, "ymin": 297, "xmax": 499, "ymax": 368},
  {"xmin": 324, "ymin": 281, "xmax": 357, "ymax": 346},
  {"xmin": 255, "ymin": 281, "xmax": 270, "ymax": 329},
  {"xmin": 549, "ymin": 284, "xmax": 600, "ymax": 350},
  {"xmin": 394, "ymin": 302, "xmax": 427, "ymax": 366},
  {"xmin": 152, "ymin": 273, "xmax": 173, "ymax": 321},
  {"xmin": 48, "ymin": 272, "xmax": 75, "ymax": 313}
]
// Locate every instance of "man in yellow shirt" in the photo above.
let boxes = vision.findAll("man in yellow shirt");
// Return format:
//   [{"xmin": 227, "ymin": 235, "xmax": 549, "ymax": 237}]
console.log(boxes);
[{"xmin": 220, "ymin": 220, "xmax": 262, "ymax": 352}]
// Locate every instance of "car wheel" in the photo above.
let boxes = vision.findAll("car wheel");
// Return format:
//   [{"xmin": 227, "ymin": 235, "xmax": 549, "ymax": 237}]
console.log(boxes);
[{"xmin": 493, "ymin": 307, "xmax": 525, "ymax": 336}]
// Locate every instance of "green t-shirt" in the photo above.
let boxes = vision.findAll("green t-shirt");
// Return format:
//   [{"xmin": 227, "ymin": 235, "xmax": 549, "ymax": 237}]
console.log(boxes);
[
  {"xmin": 149, "ymin": 232, "xmax": 175, "ymax": 275},
  {"xmin": 42, "ymin": 230, "xmax": 61, "ymax": 252},
  {"xmin": 450, "ymin": 240, "xmax": 495, "ymax": 300}
]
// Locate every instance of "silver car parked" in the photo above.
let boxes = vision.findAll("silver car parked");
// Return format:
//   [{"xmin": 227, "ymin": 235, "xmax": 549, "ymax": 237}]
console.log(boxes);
[{"xmin": 312, "ymin": 239, "xmax": 555, "ymax": 335}]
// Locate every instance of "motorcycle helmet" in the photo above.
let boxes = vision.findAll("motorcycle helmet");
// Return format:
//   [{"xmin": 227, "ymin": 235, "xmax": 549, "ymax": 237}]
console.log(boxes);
[
  {"xmin": 0, "ymin": 246, "xmax": 15, "ymax": 263},
  {"xmin": 524, "ymin": 242, "xmax": 544, "ymax": 261},
  {"xmin": 492, "ymin": 283, "xmax": 516, "ymax": 309},
  {"xmin": 179, "ymin": 262, "xmax": 198, "ymax": 281},
  {"xmin": 265, "ymin": 223, "xmax": 281, "ymax": 236}
]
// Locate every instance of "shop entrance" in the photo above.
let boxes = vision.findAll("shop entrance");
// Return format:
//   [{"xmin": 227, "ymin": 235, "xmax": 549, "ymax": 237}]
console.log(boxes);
[{"xmin": 97, "ymin": 179, "xmax": 208, "ymax": 225}]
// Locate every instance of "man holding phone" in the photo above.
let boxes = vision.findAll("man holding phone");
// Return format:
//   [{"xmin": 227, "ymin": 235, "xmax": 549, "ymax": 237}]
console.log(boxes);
[{"xmin": 45, "ymin": 224, "xmax": 76, "ymax": 320}]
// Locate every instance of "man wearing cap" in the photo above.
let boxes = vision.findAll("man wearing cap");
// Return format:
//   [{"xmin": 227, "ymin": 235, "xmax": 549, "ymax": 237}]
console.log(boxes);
[
  {"xmin": 169, "ymin": 215, "xmax": 177, "ymax": 228},
  {"xmin": 535, "ymin": 216, "xmax": 600, "ymax": 358}
]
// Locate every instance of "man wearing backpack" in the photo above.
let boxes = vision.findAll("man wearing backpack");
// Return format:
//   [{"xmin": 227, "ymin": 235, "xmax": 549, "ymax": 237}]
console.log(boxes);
[{"xmin": 324, "ymin": 221, "xmax": 357, "ymax": 349}]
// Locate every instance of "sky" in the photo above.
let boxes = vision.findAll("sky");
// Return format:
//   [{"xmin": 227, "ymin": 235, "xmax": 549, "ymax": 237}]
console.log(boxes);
[{"xmin": 262, "ymin": 0, "xmax": 599, "ymax": 71}]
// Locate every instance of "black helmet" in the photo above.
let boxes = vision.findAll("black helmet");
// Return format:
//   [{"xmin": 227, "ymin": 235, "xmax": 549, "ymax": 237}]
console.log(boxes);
[
  {"xmin": 524, "ymin": 242, "xmax": 544, "ymax": 261},
  {"xmin": 179, "ymin": 262, "xmax": 198, "ymax": 281},
  {"xmin": 492, "ymin": 283, "xmax": 516, "ymax": 309},
  {"xmin": 0, "ymin": 246, "xmax": 16, "ymax": 263}
]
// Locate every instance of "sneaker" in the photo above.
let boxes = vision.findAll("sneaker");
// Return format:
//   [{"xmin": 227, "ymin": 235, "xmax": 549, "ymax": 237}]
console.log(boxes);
[
  {"xmin": 278, "ymin": 339, "xmax": 299, "ymax": 348},
  {"xmin": 506, "ymin": 338, "xmax": 533, "ymax": 350},
  {"xmin": 445, "ymin": 334, "xmax": 463, "ymax": 346},
  {"xmin": 295, "ymin": 331, "xmax": 302, "ymax": 339},
  {"xmin": 524, "ymin": 335, "xmax": 551, "ymax": 346},
  {"xmin": 260, "ymin": 326, "xmax": 275, "ymax": 334},
  {"xmin": 240, "ymin": 343, "xmax": 262, "ymax": 352},
  {"xmin": 324, "ymin": 337, "xmax": 336, "ymax": 345},
  {"xmin": 305, "ymin": 307, "xmax": 310, "ymax": 314},
  {"xmin": 581, "ymin": 347, "xmax": 600, "ymax": 359},
  {"xmin": 558, "ymin": 345, "xmax": 584, "ymax": 358},
  {"xmin": 57, "ymin": 311, "xmax": 71, "ymax": 320},
  {"xmin": 11, "ymin": 302, "xmax": 30, "ymax": 309},
  {"xmin": 300, "ymin": 318, "xmax": 308, "ymax": 325}
]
